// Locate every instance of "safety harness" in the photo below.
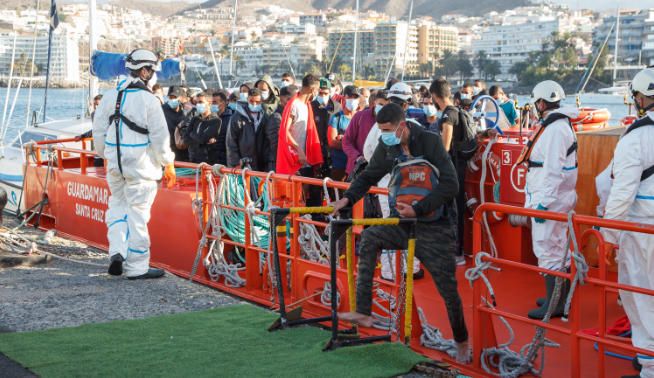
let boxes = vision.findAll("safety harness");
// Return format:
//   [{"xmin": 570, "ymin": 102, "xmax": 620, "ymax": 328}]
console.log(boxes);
[
  {"xmin": 108, "ymin": 81, "xmax": 151, "ymax": 174},
  {"xmin": 617, "ymin": 116, "xmax": 654, "ymax": 181},
  {"xmin": 516, "ymin": 113, "xmax": 577, "ymax": 170}
]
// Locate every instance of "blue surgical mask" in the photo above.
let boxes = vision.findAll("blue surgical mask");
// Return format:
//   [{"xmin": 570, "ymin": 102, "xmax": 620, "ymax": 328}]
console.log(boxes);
[
  {"xmin": 248, "ymin": 103, "xmax": 262, "ymax": 113},
  {"xmin": 280, "ymin": 80, "xmax": 290, "ymax": 88},
  {"xmin": 196, "ymin": 104, "xmax": 206, "ymax": 114},
  {"xmin": 345, "ymin": 98, "xmax": 359, "ymax": 111},
  {"xmin": 423, "ymin": 104, "xmax": 437, "ymax": 117},
  {"xmin": 380, "ymin": 126, "xmax": 402, "ymax": 146},
  {"xmin": 211, "ymin": 104, "xmax": 219, "ymax": 113},
  {"xmin": 460, "ymin": 93, "xmax": 472, "ymax": 100},
  {"xmin": 317, "ymin": 95, "xmax": 329, "ymax": 106},
  {"xmin": 375, "ymin": 104, "xmax": 384, "ymax": 114},
  {"xmin": 239, "ymin": 92, "xmax": 248, "ymax": 101},
  {"xmin": 167, "ymin": 98, "xmax": 179, "ymax": 108},
  {"xmin": 228, "ymin": 103, "xmax": 237, "ymax": 111},
  {"xmin": 261, "ymin": 90, "xmax": 270, "ymax": 101}
]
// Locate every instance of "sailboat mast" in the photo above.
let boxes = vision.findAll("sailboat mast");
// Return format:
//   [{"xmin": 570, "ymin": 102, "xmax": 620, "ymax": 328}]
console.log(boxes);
[
  {"xmin": 351, "ymin": 0, "xmax": 359, "ymax": 83},
  {"xmin": 42, "ymin": 0, "xmax": 56, "ymax": 123},
  {"xmin": 88, "ymin": 0, "xmax": 98, "ymax": 110},
  {"xmin": 400, "ymin": 0, "xmax": 414, "ymax": 81},
  {"xmin": 228, "ymin": 0, "xmax": 238, "ymax": 87},
  {"xmin": 612, "ymin": 8, "xmax": 619, "ymax": 85}
]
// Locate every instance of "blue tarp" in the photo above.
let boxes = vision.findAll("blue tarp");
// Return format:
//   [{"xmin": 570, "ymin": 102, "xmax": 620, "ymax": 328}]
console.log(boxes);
[{"xmin": 91, "ymin": 50, "xmax": 183, "ymax": 81}]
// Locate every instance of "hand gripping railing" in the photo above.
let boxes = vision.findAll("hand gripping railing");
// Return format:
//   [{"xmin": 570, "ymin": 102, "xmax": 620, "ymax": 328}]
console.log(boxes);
[{"xmin": 470, "ymin": 202, "xmax": 654, "ymax": 377}]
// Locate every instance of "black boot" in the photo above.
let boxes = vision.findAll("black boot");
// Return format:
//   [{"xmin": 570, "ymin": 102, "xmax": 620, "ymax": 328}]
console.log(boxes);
[
  {"xmin": 108, "ymin": 254, "xmax": 125, "ymax": 276},
  {"xmin": 127, "ymin": 268, "xmax": 165, "ymax": 280},
  {"xmin": 528, "ymin": 275, "xmax": 569, "ymax": 320}
]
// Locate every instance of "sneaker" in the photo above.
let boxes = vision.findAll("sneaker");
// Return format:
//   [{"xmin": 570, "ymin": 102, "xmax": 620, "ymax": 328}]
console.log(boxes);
[
  {"xmin": 127, "ymin": 268, "xmax": 165, "ymax": 280},
  {"xmin": 455, "ymin": 255, "xmax": 466, "ymax": 266},
  {"xmin": 108, "ymin": 254, "xmax": 125, "ymax": 276}
]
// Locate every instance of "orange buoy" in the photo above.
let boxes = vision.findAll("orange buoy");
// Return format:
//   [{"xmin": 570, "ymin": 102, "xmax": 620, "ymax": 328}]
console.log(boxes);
[{"xmin": 571, "ymin": 108, "xmax": 611, "ymax": 131}]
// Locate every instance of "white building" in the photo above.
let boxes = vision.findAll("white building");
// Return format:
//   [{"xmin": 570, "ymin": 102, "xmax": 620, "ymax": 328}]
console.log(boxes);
[
  {"xmin": 0, "ymin": 28, "xmax": 80, "ymax": 84},
  {"xmin": 472, "ymin": 18, "xmax": 561, "ymax": 80},
  {"xmin": 373, "ymin": 20, "xmax": 418, "ymax": 78}
]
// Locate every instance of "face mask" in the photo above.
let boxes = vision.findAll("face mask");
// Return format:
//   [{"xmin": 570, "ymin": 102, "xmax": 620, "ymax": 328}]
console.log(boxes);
[
  {"xmin": 473, "ymin": 87, "xmax": 481, "ymax": 96},
  {"xmin": 248, "ymin": 103, "xmax": 262, "ymax": 113},
  {"xmin": 345, "ymin": 98, "xmax": 359, "ymax": 111},
  {"xmin": 375, "ymin": 104, "xmax": 384, "ymax": 114},
  {"xmin": 460, "ymin": 93, "xmax": 472, "ymax": 101},
  {"xmin": 423, "ymin": 104, "xmax": 437, "ymax": 117},
  {"xmin": 239, "ymin": 92, "xmax": 248, "ymax": 101},
  {"xmin": 261, "ymin": 91, "xmax": 270, "ymax": 101},
  {"xmin": 380, "ymin": 125, "xmax": 402, "ymax": 146},
  {"xmin": 211, "ymin": 104, "xmax": 219, "ymax": 113},
  {"xmin": 317, "ymin": 95, "xmax": 329, "ymax": 106},
  {"xmin": 362, "ymin": 97, "xmax": 370, "ymax": 107},
  {"xmin": 167, "ymin": 99, "xmax": 179, "ymax": 109},
  {"xmin": 228, "ymin": 103, "xmax": 237, "ymax": 111},
  {"xmin": 280, "ymin": 81, "xmax": 290, "ymax": 88},
  {"xmin": 196, "ymin": 103, "xmax": 207, "ymax": 114},
  {"xmin": 146, "ymin": 72, "xmax": 157, "ymax": 90}
]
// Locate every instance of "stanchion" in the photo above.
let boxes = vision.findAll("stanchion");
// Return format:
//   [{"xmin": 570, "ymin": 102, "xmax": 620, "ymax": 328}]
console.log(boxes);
[
  {"xmin": 323, "ymin": 217, "xmax": 417, "ymax": 351},
  {"xmin": 268, "ymin": 206, "xmax": 336, "ymax": 331}
]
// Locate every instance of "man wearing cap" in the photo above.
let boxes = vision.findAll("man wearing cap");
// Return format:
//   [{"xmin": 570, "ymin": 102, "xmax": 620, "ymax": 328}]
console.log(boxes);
[
  {"xmin": 388, "ymin": 82, "xmax": 429, "ymax": 128},
  {"xmin": 311, "ymin": 78, "xmax": 342, "ymax": 177},
  {"xmin": 327, "ymin": 85, "xmax": 360, "ymax": 181},
  {"xmin": 163, "ymin": 86, "xmax": 189, "ymax": 161}
]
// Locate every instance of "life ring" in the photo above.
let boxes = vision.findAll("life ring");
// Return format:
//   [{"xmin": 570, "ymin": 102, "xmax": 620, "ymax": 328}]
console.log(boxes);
[
  {"xmin": 465, "ymin": 139, "xmax": 503, "ymax": 223},
  {"xmin": 571, "ymin": 108, "xmax": 610, "ymax": 131}
]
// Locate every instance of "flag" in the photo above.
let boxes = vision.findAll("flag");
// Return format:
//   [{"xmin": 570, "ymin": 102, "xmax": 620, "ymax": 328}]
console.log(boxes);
[{"xmin": 50, "ymin": 0, "xmax": 59, "ymax": 31}]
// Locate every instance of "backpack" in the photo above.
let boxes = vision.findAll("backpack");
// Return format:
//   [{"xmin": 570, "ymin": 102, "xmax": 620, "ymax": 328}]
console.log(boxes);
[
  {"xmin": 388, "ymin": 156, "xmax": 444, "ymax": 222},
  {"xmin": 347, "ymin": 158, "xmax": 383, "ymax": 219},
  {"xmin": 453, "ymin": 107, "xmax": 478, "ymax": 161}
]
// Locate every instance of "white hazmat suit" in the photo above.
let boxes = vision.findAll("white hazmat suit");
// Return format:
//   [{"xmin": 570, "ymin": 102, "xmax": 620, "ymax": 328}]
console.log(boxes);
[
  {"xmin": 602, "ymin": 111, "xmax": 654, "ymax": 377},
  {"xmin": 524, "ymin": 107, "xmax": 579, "ymax": 270},
  {"xmin": 92, "ymin": 76, "xmax": 175, "ymax": 277}
]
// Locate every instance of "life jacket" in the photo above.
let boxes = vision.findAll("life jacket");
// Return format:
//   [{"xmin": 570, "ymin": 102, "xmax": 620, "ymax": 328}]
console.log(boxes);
[
  {"xmin": 108, "ymin": 80, "xmax": 151, "ymax": 175},
  {"xmin": 516, "ymin": 112, "xmax": 577, "ymax": 170},
  {"xmin": 615, "ymin": 115, "xmax": 654, "ymax": 181},
  {"xmin": 388, "ymin": 155, "xmax": 443, "ymax": 222}
]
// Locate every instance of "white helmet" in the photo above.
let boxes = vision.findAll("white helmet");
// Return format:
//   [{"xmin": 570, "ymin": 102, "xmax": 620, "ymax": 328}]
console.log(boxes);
[
  {"xmin": 388, "ymin": 82, "xmax": 413, "ymax": 101},
  {"xmin": 630, "ymin": 68, "xmax": 654, "ymax": 97},
  {"xmin": 125, "ymin": 48, "xmax": 160, "ymax": 72},
  {"xmin": 531, "ymin": 80, "xmax": 565, "ymax": 103}
]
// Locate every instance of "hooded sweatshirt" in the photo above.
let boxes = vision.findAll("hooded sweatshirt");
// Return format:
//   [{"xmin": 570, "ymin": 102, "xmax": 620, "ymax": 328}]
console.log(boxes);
[
  {"xmin": 226, "ymin": 102, "xmax": 272, "ymax": 171},
  {"xmin": 255, "ymin": 75, "xmax": 280, "ymax": 116}
]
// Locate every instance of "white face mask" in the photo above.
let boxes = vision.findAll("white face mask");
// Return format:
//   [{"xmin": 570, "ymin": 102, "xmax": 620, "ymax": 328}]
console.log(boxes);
[
  {"xmin": 147, "ymin": 72, "xmax": 157, "ymax": 90},
  {"xmin": 345, "ymin": 98, "xmax": 359, "ymax": 111},
  {"xmin": 239, "ymin": 92, "xmax": 248, "ymax": 102},
  {"xmin": 261, "ymin": 90, "xmax": 270, "ymax": 101}
]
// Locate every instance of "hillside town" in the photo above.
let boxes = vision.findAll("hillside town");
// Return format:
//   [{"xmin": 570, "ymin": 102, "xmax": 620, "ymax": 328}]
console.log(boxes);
[{"xmin": 0, "ymin": 2, "xmax": 652, "ymax": 89}]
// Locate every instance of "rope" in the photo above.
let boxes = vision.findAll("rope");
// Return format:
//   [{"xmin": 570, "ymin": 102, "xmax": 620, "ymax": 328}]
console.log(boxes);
[
  {"xmin": 479, "ymin": 136, "xmax": 499, "ymax": 257},
  {"xmin": 561, "ymin": 211, "xmax": 588, "ymax": 321},
  {"xmin": 417, "ymin": 307, "xmax": 458, "ymax": 358}
]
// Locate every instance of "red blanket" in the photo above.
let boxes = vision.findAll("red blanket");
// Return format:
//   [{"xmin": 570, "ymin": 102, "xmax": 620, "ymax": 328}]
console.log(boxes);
[{"xmin": 276, "ymin": 95, "xmax": 324, "ymax": 174}]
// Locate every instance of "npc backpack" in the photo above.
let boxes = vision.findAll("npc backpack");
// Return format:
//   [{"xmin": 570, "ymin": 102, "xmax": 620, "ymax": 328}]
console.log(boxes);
[
  {"xmin": 388, "ymin": 156, "xmax": 444, "ymax": 222},
  {"xmin": 453, "ymin": 108, "xmax": 478, "ymax": 160}
]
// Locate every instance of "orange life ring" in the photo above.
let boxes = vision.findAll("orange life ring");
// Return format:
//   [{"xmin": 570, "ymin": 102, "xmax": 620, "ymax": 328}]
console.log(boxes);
[
  {"xmin": 621, "ymin": 115, "xmax": 637, "ymax": 127},
  {"xmin": 571, "ymin": 108, "xmax": 610, "ymax": 130}
]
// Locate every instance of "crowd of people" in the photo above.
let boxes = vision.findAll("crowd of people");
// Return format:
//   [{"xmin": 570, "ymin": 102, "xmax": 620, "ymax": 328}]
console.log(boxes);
[{"xmin": 92, "ymin": 49, "xmax": 654, "ymax": 374}]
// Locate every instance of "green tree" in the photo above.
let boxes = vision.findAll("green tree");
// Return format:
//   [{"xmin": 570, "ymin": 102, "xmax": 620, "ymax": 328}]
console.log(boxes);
[
  {"xmin": 456, "ymin": 50, "xmax": 473, "ymax": 82},
  {"xmin": 338, "ymin": 63, "xmax": 351, "ymax": 77},
  {"xmin": 475, "ymin": 50, "xmax": 489, "ymax": 79},
  {"xmin": 436, "ymin": 50, "xmax": 458, "ymax": 79},
  {"xmin": 485, "ymin": 60, "xmax": 502, "ymax": 81}
]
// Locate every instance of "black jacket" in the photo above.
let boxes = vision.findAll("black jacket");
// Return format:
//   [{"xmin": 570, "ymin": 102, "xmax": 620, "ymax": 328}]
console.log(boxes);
[
  {"xmin": 343, "ymin": 124, "xmax": 458, "ymax": 220},
  {"xmin": 226, "ymin": 103, "xmax": 273, "ymax": 171},
  {"xmin": 162, "ymin": 103, "xmax": 188, "ymax": 161},
  {"xmin": 215, "ymin": 108, "xmax": 233, "ymax": 165},
  {"xmin": 184, "ymin": 113, "xmax": 222, "ymax": 164},
  {"xmin": 311, "ymin": 98, "xmax": 342, "ymax": 169}
]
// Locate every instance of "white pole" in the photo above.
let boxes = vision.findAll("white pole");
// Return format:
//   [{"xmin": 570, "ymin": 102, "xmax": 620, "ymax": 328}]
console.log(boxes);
[
  {"xmin": 88, "ymin": 0, "xmax": 98, "ymax": 111},
  {"xmin": 207, "ymin": 37, "xmax": 223, "ymax": 89},
  {"xmin": 352, "ymin": 0, "xmax": 359, "ymax": 83},
  {"xmin": 25, "ymin": 0, "xmax": 41, "ymax": 128},
  {"xmin": 229, "ymin": 0, "xmax": 238, "ymax": 86},
  {"xmin": 612, "ymin": 7, "xmax": 619, "ymax": 85},
  {"xmin": 2, "ymin": 34, "xmax": 17, "ymax": 130},
  {"xmin": 400, "ymin": 0, "xmax": 414, "ymax": 81},
  {"xmin": 2, "ymin": 79, "xmax": 24, "ymax": 142}
]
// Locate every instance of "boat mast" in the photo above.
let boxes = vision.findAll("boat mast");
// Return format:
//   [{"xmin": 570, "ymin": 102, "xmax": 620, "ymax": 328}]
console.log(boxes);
[
  {"xmin": 24, "ymin": 0, "xmax": 41, "ymax": 128},
  {"xmin": 400, "ymin": 0, "xmax": 414, "ymax": 81},
  {"xmin": 612, "ymin": 7, "xmax": 619, "ymax": 86},
  {"xmin": 207, "ymin": 37, "xmax": 223, "ymax": 89},
  {"xmin": 351, "ymin": 0, "xmax": 359, "ymax": 83},
  {"xmin": 88, "ymin": 0, "xmax": 98, "ymax": 111},
  {"xmin": 228, "ymin": 0, "xmax": 238, "ymax": 87},
  {"xmin": 1, "ymin": 34, "xmax": 16, "ymax": 130},
  {"xmin": 42, "ymin": 0, "xmax": 57, "ymax": 123}
]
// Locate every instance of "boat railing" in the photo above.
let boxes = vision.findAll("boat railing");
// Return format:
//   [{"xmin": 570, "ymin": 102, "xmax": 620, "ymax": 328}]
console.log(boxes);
[{"xmin": 471, "ymin": 202, "xmax": 654, "ymax": 377}]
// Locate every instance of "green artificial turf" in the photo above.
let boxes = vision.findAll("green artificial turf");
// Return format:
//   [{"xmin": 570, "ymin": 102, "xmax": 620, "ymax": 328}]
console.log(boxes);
[{"xmin": 0, "ymin": 304, "xmax": 427, "ymax": 377}]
